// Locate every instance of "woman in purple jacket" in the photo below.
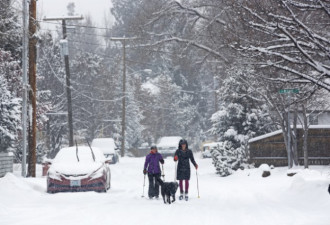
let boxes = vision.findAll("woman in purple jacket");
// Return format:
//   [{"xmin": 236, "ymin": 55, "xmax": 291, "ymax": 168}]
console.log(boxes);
[{"xmin": 143, "ymin": 146, "xmax": 164, "ymax": 199}]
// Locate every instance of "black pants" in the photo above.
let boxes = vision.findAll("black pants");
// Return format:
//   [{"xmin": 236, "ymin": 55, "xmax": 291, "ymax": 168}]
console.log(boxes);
[{"xmin": 148, "ymin": 173, "xmax": 161, "ymax": 198}]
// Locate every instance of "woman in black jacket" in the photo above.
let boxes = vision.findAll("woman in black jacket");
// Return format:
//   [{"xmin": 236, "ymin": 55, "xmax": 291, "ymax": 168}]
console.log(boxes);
[{"xmin": 174, "ymin": 139, "xmax": 198, "ymax": 201}]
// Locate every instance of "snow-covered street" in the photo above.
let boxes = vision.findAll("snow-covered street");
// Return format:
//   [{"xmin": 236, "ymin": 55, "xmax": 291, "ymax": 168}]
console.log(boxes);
[{"xmin": 0, "ymin": 154, "xmax": 329, "ymax": 225}]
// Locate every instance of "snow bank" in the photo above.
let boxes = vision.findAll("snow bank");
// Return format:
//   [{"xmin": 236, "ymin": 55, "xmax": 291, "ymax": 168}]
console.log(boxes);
[
  {"xmin": 290, "ymin": 169, "xmax": 330, "ymax": 192},
  {"xmin": 1, "ymin": 158, "xmax": 330, "ymax": 225}
]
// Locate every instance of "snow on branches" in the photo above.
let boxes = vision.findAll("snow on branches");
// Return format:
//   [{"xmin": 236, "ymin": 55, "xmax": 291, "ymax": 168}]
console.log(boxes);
[
  {"xmin": 210, "ymin": 66, "xmax": 272, "ymax": 176},
  {"xmin": 242, "ymin": 0, "xmax": 330, "ymax": 91},
  {"xmin": 0, "ymin": 49, "xmax": 21, "ymax": 153}
]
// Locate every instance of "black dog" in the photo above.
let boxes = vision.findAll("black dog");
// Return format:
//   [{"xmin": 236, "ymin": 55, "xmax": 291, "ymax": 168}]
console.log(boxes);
[{"xmin": 156, "ymin": 177, "xmax": 178, "ymax": 204}]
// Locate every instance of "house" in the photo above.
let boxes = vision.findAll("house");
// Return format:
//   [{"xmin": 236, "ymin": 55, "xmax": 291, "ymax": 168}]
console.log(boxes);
[{"xmin": 248, "ymin": 125, "xmax": 330, "ymax": 167}]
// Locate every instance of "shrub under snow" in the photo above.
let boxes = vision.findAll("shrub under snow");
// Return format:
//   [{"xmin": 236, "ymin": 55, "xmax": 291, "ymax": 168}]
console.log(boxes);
[{"xmin": 210, "ymin": 141, "xmax": 248, "ymax": 177}]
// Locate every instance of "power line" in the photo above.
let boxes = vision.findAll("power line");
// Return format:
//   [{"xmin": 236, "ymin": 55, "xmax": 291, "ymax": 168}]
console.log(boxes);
[
  {"xmin": 39, "ymin": 20, "xmax": 113, "ymax": 31},
  {"xmin": 38, "ymin": 27, "xmax": 119, "ymax": 40},
  {"xmin": 41, "ymin": 47, "xmax": 124, "ymax": 103}
]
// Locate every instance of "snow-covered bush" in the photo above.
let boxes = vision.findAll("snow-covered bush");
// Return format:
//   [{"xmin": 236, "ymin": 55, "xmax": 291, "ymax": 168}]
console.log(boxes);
[{"xmin": 211, "ymin": 141, "xmax": 248, "ymax": 177}]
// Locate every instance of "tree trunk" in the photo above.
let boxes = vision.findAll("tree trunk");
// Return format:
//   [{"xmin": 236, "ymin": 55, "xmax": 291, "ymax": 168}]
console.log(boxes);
[
  {"xmin": 302, "ymin": 104, "xmax": 309, "ymax": 168},
  {"xmin": 292, "ymin": 102, "xmax": 299, "ymax": 166},
  {"xmin": 281, "ymin": 112, "xmax": 292, "ymax": 168}
]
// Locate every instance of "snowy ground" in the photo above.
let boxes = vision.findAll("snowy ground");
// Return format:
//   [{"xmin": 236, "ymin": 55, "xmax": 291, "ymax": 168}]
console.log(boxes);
[{"xmin": 1, "ymin": 154, "xmax": 330, "ymax": 225}]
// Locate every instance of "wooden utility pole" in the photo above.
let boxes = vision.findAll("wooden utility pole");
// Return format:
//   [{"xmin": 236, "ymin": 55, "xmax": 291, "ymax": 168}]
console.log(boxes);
[
  {"xmin": 21, "ymin": 0, "xmax": 28, "ymax": 177},
  {"xmin": 108, "ymin": 37, "xmax": 137, "ymax": 157},
  {"xmin": 43, "ymin": 16, "xmax": 83, "ymax": 147},
  {"xmin": 62, "ymin": 19, "xmax": 74, "ymax": 147},
  {"xmin": 28, "ymin": 0, "xmax": 37, "ymax": 177}
]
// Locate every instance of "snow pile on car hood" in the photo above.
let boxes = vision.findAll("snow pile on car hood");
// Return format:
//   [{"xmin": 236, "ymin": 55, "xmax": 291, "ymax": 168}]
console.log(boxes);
[{"xmin": 49, "ymin": 146, "xmax": 106, "ymax": 175}]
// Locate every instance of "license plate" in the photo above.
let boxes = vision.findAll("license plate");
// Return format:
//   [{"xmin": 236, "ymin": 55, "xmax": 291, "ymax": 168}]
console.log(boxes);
[{"xmin": 70, "ymin": 180, "xmax": 81, "ymax": 187}]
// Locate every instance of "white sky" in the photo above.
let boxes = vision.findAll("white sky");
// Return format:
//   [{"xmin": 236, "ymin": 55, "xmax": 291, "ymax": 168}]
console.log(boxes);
[{"xmin": 37, "ymin": 0, "xmax": 114, "ymax": 28}]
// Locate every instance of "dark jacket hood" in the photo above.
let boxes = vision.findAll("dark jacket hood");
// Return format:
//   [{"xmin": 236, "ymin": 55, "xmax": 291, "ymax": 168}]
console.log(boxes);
[{"xmin": 178, "ymin": 139, "xmax": 188, "ymax": 150}]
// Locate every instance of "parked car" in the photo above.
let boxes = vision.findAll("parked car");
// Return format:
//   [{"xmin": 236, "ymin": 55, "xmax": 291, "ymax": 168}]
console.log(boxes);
[
  {"xmin": 157, "ymin": 136, "xmax": 182, "ymax": 157},
  {"xmin": 47, "ymin": 146, "xmax": 111, "ymax": 193},
  {"xmin": 91, "ymin": 138, "xmax": 119, "ymax": 164},
  {"xmin": 136, "ymin": 142, "xmax": 150, "ymax": 157},
  {"xmin": 201, "ymin": 142, "xmax": 221, "ymax": 158}
]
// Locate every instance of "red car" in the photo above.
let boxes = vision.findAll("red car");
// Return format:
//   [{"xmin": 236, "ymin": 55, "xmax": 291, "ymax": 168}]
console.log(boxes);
[{"xmin": 47, "ymin": 146, "xmax": 111, "ymax": 193}]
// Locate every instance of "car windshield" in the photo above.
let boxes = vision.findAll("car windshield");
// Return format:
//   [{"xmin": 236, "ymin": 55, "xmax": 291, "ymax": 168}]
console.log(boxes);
[{"xmin": 53, "ymin": 146, "xmax": 105, "ymax": 164}]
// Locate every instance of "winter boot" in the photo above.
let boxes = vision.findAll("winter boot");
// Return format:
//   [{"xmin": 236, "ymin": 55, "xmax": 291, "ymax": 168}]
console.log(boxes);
[
  {"xmin": 185, "ymin": 192, "xmax": 188, "ymax": 201},
  {"xmin": 179, "ymin": 192, "xmax": 184, "ymax": 200}
]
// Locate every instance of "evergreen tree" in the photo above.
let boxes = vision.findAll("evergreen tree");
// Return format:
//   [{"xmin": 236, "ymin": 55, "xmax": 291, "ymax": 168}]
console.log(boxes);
[
  {"xmin": 0, "ymin": 49, "xmax": 21, "ymax": 153},
  {"xmin": 0, "ymin": 0, "xmax": 21, "ymax": 58},
  {"xmin": 125, "ymin": 74, "xmax": 145, "ymax": 149},
  {"xmin": 210, "ymin": 66, "xmax": 272, "ymax": 176}
]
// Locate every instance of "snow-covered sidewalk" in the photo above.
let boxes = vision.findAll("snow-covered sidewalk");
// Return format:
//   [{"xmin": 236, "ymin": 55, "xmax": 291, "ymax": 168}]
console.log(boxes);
[{"xmin": 0, "ymin": 155, "xmax": 329, "ymax": 225}]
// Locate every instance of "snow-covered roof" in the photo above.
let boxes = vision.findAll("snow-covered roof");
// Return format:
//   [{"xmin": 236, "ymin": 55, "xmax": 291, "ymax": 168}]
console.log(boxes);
[
  {"xmin": 91, "ymin": 138, "xmax": 116, "ymax": 154},
  {"xmin": 249, "ymin": 125, "xmax": 330, "ymax": 143},
  {"xmin": 157, "ymin": 136, "xmax": 182, "ymax": 147}
]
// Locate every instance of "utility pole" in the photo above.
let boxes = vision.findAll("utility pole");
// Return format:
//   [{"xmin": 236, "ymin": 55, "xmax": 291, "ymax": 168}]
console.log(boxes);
[
  {"xmin": 27, "ymin": 0, "xmax": 37, "ymax": 177},
  {"xmin": 109, "ymin": 37, "xmax": 137, "ymax": 157},
  {"xmin": 43, "ymin": 16, "xmax": 83, "ymax": 147},
  {"xmin": 21, "ymin": 0, "xmax": 28, "ymax": 177}
]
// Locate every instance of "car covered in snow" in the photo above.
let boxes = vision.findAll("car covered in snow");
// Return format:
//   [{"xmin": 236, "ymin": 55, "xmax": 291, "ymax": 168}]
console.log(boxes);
[
  {"xmin": 201, "ymin": 142, "xmax": 220, "ymax": 158},
  {"xmin": 156, "ymin": 136, "xmax": 182, "ymax": 157},
  {"xmin": 47, "ymin": 146, "xmax": 111, "ymax": 193},
  {"xmin": 91, "ymin": 138, "xmax": 119, "ymax": 164}
]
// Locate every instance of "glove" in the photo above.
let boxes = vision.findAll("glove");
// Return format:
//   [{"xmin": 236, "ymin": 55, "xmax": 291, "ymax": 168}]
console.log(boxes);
[
  {"xmin": 160, "ymin": 159, "xmax": 164, "ymax": 164},
  {"xmin": 174, "ymin": 155, "xmax": 178, "ymax": 161},
  {"xmin": 143, "ymin": 169, "xmax": 147, "ymax": 175},
  {"xmin": 195, "ymin": 164, "xmax": 198, "ymax": 170}
]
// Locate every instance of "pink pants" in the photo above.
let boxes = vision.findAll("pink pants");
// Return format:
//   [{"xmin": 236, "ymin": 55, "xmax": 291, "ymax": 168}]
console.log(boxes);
[{"xmin": 179, "ymin": 180, "xmax": 189, "ymax": 193}]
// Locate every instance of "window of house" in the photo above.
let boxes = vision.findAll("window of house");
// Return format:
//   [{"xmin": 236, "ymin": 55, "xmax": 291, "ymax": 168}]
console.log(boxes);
[{"xmin": 309, "ymin": 113, "xmax": 318, "ymax": 125}]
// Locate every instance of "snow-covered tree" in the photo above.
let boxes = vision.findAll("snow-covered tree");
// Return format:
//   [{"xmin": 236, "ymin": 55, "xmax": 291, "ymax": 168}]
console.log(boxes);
[
  {"xmin": 37, "ymin": 31, "xmax": 67, "ymax": 159},
  {"xmin": 0, "ymin": 0, "xmax": 21, "ymax": 58},
  {"xmin": 125, "ymin": 74, "xmax": 145, "ymax": 149},
  {"xmin": 0, "ymin": 49, "xmax": 21, "ymax": 153},
  {"xmin": 210, "ymin": 66, "xmax": 272, "ymax": 176},
  {"xmin": 240, "ymin": 0, "xmax": 330, "ymax": 91}
]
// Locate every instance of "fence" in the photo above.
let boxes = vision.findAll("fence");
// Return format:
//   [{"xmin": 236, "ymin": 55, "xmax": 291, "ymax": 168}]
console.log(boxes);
[
  {"xmin": 249, "ymin": 127, "xmax": 330, "ymax": 167},
  {"xmin": 0, "ymin": 152, "xmax": 14, "ymax": 177}
]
